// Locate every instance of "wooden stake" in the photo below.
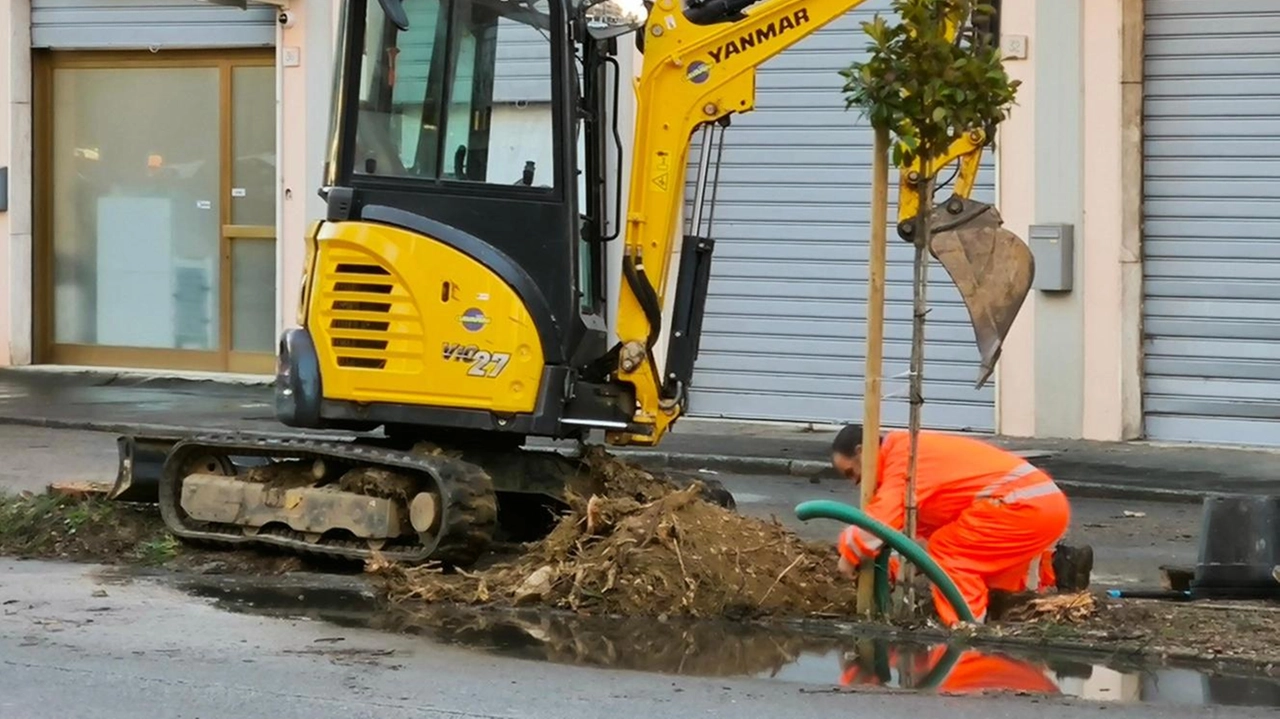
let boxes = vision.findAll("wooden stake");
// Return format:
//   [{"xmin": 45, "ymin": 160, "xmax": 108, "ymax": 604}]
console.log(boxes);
[{"xmin": 856, "ymin": 126, "xmax": 890, "ymax": 617}]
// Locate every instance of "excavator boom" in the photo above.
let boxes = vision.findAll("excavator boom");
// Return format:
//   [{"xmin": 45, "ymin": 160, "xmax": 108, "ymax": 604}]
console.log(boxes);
[{"xmin": 608, "ymin": 0, "xmax": 1032, "ymax": 446}]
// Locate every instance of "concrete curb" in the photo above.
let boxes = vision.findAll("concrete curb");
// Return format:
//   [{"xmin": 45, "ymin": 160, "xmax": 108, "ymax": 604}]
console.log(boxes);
[
  {"xmin": 0, "ymin": 415, "xmax": 1209, "ymax": 505},
  {"xmin": 0, "ymin": 366, "xmax": 272, "ymax": 388},
  {"xmin": 619, "ymin": 450, "xmax": 1209, "ymax": 504},
  {"xmin": 0, "ymin": 416, "xmax": 351, "ymax": 443}
]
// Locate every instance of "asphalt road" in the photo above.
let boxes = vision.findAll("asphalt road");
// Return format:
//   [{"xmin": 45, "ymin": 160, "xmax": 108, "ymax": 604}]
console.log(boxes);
[
  {"xmin": 0, "ymin": 425, "xmax": 1198, "ymax": 588},
  {"xmin": 2, "ymin": 559, "xmax": 1274, "ymax": 719},
  {"xmin": 0, "ymin": 426, "xmax": 118, "ymax": 495}
]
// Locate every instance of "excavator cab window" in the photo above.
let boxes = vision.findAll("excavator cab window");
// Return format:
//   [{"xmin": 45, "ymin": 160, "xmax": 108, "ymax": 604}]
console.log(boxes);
[{"xmin": 351, "ymin": 0, "xmax": 557, "ymax": 188}]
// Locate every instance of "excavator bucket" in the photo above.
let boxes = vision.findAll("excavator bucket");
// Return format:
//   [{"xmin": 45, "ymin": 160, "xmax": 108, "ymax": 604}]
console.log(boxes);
[{"xmin": 926, "ymin": 197, "xmax": 1035, "ymax": 389}]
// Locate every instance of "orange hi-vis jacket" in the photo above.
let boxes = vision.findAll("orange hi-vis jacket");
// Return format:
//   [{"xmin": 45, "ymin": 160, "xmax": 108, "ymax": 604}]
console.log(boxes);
[{"xmin": 838, "ymin": 429, "xmax": 1070, "ymax": 625}]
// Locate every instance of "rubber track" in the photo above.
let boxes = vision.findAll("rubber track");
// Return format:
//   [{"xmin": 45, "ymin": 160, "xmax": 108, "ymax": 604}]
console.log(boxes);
[{"xmin": 156, "ymin": 434, "xmax": 498, "ymax": 567}]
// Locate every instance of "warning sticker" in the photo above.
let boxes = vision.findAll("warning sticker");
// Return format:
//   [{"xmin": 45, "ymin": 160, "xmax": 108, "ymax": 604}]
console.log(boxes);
[{"xmin": 650, "ymin": 152, "xmax": 671, "ymax": 191}]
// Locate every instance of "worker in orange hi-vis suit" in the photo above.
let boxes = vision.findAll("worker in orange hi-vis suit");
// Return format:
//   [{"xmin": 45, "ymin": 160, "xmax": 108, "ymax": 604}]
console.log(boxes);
[{"xmin": 829, "ymin": 423, "xmax": 1092, "ymax": 627}]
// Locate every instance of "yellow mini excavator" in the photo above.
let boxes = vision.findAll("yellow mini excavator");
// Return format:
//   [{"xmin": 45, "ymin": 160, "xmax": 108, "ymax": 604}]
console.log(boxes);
[{"xmin": 111, "ymin": 0, "xmax": 1033, "ymax": 566}]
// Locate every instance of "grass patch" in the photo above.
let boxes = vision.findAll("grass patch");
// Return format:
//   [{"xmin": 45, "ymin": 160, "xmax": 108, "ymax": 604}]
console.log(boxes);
[
  {"xmin": 0, "ymin": 491, "xmax": 175, "ymax": 564},
  {"xmin": 0, "ymin": 490, "xmax": 319, "ymax": 576},
  {"xmin": 137, "ymin": 534, "xmax": 182, "ymax": 566}
]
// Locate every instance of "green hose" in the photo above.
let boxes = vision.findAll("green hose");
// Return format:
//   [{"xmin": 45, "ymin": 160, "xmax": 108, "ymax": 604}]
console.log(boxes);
[
  {"xmin": 795, "ymin": 499, "xmax": 976, "ymax": 624},
  {"xmin": 873, "ymin": 547, "xmax": 892, "ymax": 614},
  {"xmin": 917, "ymin": 644, "xmax": 966, "ymax": 690}
]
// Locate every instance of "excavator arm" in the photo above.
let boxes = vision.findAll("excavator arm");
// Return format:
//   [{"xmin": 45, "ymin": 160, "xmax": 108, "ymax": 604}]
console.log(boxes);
[{"xmin": 606, "ymin": 0, "xmax": 1032, "ymax": 447}]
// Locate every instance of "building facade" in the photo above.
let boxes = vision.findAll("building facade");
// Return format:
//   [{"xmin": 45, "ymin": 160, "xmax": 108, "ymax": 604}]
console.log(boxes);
[
  {"xmin": 0, "ymin": 0, "xmax": 1276, "ymax": 448},
  {"xmin": 6, "ymin": 0, "xmax": 288, "ymax": 374}
]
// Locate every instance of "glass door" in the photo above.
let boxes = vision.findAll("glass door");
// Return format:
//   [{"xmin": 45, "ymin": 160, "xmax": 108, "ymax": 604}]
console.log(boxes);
[
  {"xmin": 39, "ymin": 50, "xmax": 276, "ymax": 373},
  {"xmin": 227, "ymin": 64, "xmax": 279, "ymax": 374}
]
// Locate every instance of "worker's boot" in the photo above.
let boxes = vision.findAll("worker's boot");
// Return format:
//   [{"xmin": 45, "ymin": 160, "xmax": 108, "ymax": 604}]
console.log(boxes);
[{"xmin": 1051, "ymin": 542, "xmax": 1094, "ymax": 593}]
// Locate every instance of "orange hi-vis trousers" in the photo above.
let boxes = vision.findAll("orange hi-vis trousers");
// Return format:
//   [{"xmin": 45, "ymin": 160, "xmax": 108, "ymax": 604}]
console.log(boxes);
[
  {"xmin": 923, "ymin": 466, "xmax": 1070, "ymax": 625},
  {"xmin": 838, "ymin": 431, "xmax": 1071, "ymax": 626}
]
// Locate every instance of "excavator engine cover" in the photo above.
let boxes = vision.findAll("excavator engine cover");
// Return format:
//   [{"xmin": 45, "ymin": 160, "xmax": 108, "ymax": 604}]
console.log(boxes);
[{"xmin": 924, "ymin": 196, "xmax": 1034, "ymax": 389}]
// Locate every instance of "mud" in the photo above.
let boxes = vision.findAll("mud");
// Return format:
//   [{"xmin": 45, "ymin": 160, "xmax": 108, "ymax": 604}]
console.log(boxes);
[
  {"xmin": 170, "ymin": 573, "xmax": 1280, "ymax": 709},
  {"xmin": 980, "ymin": 597, "xmax": 1280, "ymax": 671},
  {"xmin": 371, "ymin": 450, "xmax": 857, "ymax": 620}
]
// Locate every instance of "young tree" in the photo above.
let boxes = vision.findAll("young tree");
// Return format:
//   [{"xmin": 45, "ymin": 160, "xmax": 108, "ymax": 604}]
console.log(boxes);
[{"xmin": 839, "ymin": 0, "xmax": 1019, "ymax": 617}]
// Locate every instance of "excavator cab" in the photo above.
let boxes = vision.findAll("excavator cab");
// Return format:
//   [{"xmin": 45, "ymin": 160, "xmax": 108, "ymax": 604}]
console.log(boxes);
[{"xmin": 279, "ymin": 0, "xmax": 653, "ymax": 442}]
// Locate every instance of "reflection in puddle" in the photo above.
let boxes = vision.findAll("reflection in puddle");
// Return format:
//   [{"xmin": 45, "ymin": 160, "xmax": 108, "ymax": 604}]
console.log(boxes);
[{"xmin": 178, "ymin": 576, "xmax": 1280, "ymax": 709}]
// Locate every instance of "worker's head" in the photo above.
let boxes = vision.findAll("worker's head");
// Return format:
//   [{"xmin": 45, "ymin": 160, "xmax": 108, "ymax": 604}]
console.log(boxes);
[{"xmin": 831, "ymin": 423, "xmax": 865, "ymax": 483}]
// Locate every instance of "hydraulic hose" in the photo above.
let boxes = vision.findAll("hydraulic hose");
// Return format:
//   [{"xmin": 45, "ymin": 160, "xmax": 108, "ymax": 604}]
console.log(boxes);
[{"xmin": 794, "ymin": 499, "xmax": 977, "ymax": 624}]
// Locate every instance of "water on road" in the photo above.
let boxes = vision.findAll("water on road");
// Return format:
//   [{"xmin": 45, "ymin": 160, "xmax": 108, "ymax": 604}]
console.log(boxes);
[{"xmin": 177, "ymin": 571, "xmax": 1280, "ymax": 710}]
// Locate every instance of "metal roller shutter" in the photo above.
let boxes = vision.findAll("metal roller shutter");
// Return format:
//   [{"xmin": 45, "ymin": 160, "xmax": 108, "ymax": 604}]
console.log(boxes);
[
  {"xmin": 1142, "ymin": 0, "xmax": 1280, "ymax": 446},
  {"xmin": 683, "ymin": 0, "xmax": 997, "ymax": 432},
  {"xmin": 31, "ymin": 0, "xmax": 277, "ymax": 49}
]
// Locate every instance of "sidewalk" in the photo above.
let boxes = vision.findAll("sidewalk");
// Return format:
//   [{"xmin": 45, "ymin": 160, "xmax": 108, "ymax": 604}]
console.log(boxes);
[{"xmin": 2, "ymin": 366, "xmax": 1278, "ymax": 504}]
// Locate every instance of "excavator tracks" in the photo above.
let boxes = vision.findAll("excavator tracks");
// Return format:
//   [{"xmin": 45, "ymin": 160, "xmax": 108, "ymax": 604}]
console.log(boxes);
[{"xmin": 157, "ymin": 434, "xmax": 498, "ymax": 567}]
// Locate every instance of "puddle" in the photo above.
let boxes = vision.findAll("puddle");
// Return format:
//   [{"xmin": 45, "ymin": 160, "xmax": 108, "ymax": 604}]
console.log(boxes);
[{"xmin": 176, "ymin": 576, "xmax": 1280, "ymax": 709}]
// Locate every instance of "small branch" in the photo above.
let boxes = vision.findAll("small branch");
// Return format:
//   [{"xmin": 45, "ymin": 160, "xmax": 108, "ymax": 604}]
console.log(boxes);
[{"xmin": 759, "ymin": 554, "xmax": 805, "ymax": 605}]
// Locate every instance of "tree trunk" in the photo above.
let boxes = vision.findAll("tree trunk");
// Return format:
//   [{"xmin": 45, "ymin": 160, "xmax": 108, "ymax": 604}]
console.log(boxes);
[{"xmin": 900, "ymin": 172, "xmax": 934, "ymax": 616}]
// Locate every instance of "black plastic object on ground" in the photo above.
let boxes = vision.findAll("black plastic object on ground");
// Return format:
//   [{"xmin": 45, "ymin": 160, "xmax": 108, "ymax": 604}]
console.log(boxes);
[{"xmin": 1190, "ymin": 494, "xmax": 1280, "ymax": 601}]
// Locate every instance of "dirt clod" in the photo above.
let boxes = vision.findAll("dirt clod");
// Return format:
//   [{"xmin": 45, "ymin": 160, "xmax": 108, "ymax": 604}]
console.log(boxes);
[
  {"xmin": 242, "ymin": 461, "xmax": 316, "ymax": 489},
  {"xmin": 337, "ymin": 467, "xmax": 418, "ymax": 501},
  {"xmin": 514, "ymin": 566, "xmax": 556, "ymax": 604}
]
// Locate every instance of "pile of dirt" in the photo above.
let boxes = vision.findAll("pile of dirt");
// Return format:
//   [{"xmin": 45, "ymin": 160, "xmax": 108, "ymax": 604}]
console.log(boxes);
[{"xmin": 370, "ymin": 449, "xmax": 859, "ymax": 620}]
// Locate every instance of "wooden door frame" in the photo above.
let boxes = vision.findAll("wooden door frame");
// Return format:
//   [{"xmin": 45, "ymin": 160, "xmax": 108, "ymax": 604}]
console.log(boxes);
[{"xmin": 33, "ymin": 48, "xmax": 277, "ymax": 374}]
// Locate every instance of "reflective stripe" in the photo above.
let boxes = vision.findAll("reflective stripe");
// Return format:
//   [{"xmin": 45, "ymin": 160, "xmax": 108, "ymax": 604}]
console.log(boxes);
[
  {"xmin": 995, "ymin": 479, "xmax": 1062, "ymax": 505},
  {"xmin": 974, "ymin": 462, "xmax": 1038, "ymax": 499},
  {"xmin": 840, "ymin": 525, "xmax": 883, "ymax": 561}
]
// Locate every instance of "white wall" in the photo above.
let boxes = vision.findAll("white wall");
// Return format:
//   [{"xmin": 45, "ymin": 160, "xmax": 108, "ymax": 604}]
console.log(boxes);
[
  {"xmin": 278, "ymin": 0, "xmax": 333, "ymax": 336},
  {"xmin": 0, "ymin": 0, "xmax": 33, "ymax": 366},
  {"xmin": 606, "ymin": 42, "xmax": 642, "ymax": 344}
]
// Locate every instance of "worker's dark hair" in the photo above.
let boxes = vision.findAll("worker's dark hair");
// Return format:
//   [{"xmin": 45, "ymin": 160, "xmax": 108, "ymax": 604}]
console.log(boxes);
[{"xmin": 831, "ymin": 423, "xmax": 864, "ymax": 457}]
